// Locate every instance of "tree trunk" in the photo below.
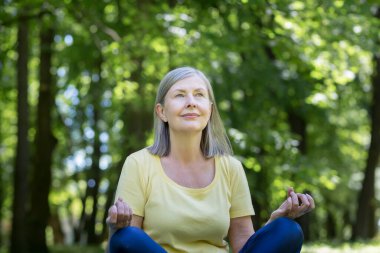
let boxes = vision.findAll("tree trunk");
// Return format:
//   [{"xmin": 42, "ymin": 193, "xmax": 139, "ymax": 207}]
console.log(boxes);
[
  {"xmin": 74, "ymin": 187, "xmax": 89, "ymax": 243},
  {"xmin": 10, "ymin": 12, "xmax": 30, "ymax": 253},
  {"xmin": 287, "ymin": 109, "xmax": 312, "ymax": 241},
  {"xmin": 0, "ymin": 127, "xmax": 3, "ymax": 247},
  {"xmin": 287, "ymin": 110, "xmax": 307, "ymax": 154},
  {"xmin": 49, "ymin": 210, "xmax": 65, "ymax": 244},
  {"xmin": 86, "ymin": 56, "xmax": 103, "ymax": 244},
  {"xmin": 27, "ymin": 22, "xmax": 56, "ymax": 253},
  {"xmin": 75, "ymin": 55, "xmax": 103, "ymax": 244},
  {"xmin": 326, "ymin": 208, "xmax": 337, "ymax": 239},
  {"xmin": 352, "ymin": 53, "xmax": 380, "ymax": 240},
  {"xmin": 86, "ymin": 107, "xmax": 102, "ymax": 244}
]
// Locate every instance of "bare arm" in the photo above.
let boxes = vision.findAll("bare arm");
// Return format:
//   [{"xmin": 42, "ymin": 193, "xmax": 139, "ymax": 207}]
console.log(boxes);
[
  {"xmin": 228, "ymin": 216, "xmax": 255, "ymax": 253},
  {"xmin": 129, "ymin": 214, "xmax": 143, "ymax": 227},
  {"xmin": 108, "ymin": 214, "xmax": 143, "ymax": 237}
]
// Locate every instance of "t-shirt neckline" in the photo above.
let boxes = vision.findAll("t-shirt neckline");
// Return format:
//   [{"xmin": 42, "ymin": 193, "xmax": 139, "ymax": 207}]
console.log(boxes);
[{"xmin": 153, "ymin": 153, "xmax": 219, "ymax": 193}]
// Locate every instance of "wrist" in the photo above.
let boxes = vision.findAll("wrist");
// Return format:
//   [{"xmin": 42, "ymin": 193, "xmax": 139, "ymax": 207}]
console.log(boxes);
[
  {"xmin": 265, "ymin": 217, "xmax": 273, "ymax": 226},
  {"xmin": 266, "ymin": 212, "xmax": 278, "ymax": 225},
  {"xmin": 108, "ymin": 224, "xmax": 118, "ymax": 235}
]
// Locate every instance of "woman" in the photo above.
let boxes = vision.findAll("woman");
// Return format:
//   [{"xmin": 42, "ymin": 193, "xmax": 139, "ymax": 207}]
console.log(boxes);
[{"xmin": 106, "ymin": 67, "xmax": 315, "ymax": 253}]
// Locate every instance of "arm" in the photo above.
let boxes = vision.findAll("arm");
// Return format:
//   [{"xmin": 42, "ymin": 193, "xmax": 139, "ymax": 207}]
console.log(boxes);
[
  {"xmin": 228, "ymin": 216, "xmax": 255, "ymax": 253},
  {"xmin": 228, "ymin": 188, "xmax": 315, "ymax": 253}
]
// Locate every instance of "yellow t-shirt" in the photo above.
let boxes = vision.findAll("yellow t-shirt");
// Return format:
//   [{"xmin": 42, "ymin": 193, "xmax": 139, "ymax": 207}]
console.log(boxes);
[{"xmin": 115, "ymin": 148, "xmax": 254, "ymax": 253}]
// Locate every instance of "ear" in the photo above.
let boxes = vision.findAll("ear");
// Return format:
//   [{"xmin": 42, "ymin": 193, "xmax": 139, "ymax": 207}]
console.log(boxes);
[{"xmin": 155, "ymin": 103, "xmax": 167, "ymax": 122}]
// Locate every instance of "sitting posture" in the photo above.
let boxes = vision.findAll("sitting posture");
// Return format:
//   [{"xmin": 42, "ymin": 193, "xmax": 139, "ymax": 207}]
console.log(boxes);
[{"xmin": 106, "ymin": 67, "xmax": 315, "ymax": 253}]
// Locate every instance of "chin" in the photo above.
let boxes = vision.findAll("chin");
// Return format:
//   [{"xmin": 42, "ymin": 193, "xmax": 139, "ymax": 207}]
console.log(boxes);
[{"xmin": 176, "ymin": 125, "xmax": 206, "ymax": 133}]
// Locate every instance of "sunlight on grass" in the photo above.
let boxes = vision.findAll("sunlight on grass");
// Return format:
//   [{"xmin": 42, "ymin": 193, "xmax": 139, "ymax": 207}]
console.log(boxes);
[
  {"xmin": 51, "ymin": 245, "xmax": 104, "ymax": 253},
  {"xmin": 303, "ymin": 240, "xmax": 380, "ymax": 253}
]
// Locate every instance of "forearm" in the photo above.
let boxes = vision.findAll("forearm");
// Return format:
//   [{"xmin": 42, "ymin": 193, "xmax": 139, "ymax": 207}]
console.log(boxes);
[
  {"xmin": 230, "ymin": 235, "xmax": 251, "ymax": 253},
  {"xmin": 229, "ymin": 216, "xmax": 254, "ymax": 253},
  {"xmin": 265, "ymin": 213, "xmax": 276, "ymax": 226}
]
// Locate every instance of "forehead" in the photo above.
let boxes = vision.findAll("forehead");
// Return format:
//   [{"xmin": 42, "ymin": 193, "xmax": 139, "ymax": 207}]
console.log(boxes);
[{"xmin": 168, "ymin": 75, "xmax": 208, "ymax": 92}]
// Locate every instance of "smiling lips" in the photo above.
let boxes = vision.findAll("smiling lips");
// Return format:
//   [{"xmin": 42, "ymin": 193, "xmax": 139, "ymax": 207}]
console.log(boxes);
[{"xmin": 181, "ymin": 113, "xmax": 200, "ymax": 118}]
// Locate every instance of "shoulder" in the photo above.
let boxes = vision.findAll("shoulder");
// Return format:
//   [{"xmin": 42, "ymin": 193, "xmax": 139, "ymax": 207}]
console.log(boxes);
[
  {"xmin": 122, "ymin": 148, "xmax": 158, "ymax": 172},
  {"xmin": 217, "ymin": 155, "xmax": 245, "ymax": 180},
  {"xmin": 128, "ymin": 147, "xmax": 155, "ymax": 161},
  {"xmin": 121, "ymin": 148, "xmax": 158, "ymax": 183},
  {"xmin": 217, "ymin": 155, "xmax": 250, "ymax": 192},
  {"xmin": 218, "ymin": 155, "xmax": 244, "ymax": 171}
]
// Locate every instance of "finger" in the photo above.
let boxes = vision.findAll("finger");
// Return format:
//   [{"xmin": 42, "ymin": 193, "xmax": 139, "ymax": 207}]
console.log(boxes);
[
  {"xmin": 290, "ymin": 191, "xmax": 299, "ymax": 209},
  {"xmin": 122, "ymin": 201, "xmax": 132, "ymax": 225},
  {"xmin": 286, "ymin": 196, "xmax": 292, "ymax": 211},
  {"xmin": 127, "ymin": 206, "xmax": 133, "ymax": 224},
  {"xmin": 287, "ymin": 187, "xmax": 294, "ymax": 197},
  {"xmin": 116, "ymin": 199, "xmax": 127, "ymax": 226},
  {"xmin": 297, "ymin": 193, "xmax": 310, "ymax": 207},
  {"xmin": 297, "ymin": 194, "xmax": 310, "ymax": 213},
  {"xmin": 278, "ymin": 197, "xmax": 291, "ymax": 212},
  {"xmin": 107, "ymin": 205, "xmax": 118, "ymax": 224},
  {"xmin": 306, "ymin": 194, "xmax": 315, "ymax": 209},
  {"xmin": 285, "ymin": 196, "xmax": 297, "ymax": 218},
  {"xmin": 271, "ymin": 198, "xmax": 290, "ymax": 220}
]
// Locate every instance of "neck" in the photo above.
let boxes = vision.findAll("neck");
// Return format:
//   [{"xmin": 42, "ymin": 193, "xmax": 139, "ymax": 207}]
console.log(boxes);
[{"xmin": 168, "ymin": 130, "xmax": 204, "ymax": 164}]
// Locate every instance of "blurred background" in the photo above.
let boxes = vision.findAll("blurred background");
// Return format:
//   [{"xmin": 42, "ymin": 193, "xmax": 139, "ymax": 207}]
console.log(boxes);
[{"xmin": 1, "ymin": 0, "xmax": 380, "ymax": 252}]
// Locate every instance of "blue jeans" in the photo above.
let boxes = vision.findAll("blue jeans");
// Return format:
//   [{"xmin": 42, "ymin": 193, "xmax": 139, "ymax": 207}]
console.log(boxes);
[{"xmin": 110, "ymin": 217, "xmax": 303, "ymax": 253}]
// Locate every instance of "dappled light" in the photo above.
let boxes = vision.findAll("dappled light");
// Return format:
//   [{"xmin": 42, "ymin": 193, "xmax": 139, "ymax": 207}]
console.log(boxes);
[{"xmin": 1, "ymin": 0, "xmax": 380, "ymax": 252}]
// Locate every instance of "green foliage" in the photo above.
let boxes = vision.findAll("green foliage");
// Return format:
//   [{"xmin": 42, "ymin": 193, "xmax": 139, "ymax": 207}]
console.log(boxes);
[{"xmin": 1, "ymin": 0, "xmax": 380, "ymax": 247}]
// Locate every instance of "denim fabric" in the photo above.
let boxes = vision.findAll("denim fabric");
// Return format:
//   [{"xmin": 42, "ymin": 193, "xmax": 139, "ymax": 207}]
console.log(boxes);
[
  {"xmin": 110, "ymin": 226, "xmax": 167, "ymax": 253},
  {"xmin": 110, "ymin": 217, "xmax": 303, "ymax": 253},
  {"xmin": 239, "ymin": 217, "xmax": 303, "ymax": 253}
]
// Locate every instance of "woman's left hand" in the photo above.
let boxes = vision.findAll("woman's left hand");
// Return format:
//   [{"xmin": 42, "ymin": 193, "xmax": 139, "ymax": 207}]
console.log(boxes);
[{"xmin": 267, "ymin": 187, "xmax": 315, "ymax": 224}]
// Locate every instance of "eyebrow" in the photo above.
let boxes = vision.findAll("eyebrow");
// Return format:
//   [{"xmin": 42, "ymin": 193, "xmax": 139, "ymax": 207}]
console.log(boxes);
[{"xmin": 172, "ymin": 88, "xmax": 207, "ymax": 92}]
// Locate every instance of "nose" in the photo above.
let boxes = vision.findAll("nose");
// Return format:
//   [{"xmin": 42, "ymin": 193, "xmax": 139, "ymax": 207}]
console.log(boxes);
[{"xmin": 186, "ymin": 94, "xmax": 197, "ymax": 108}]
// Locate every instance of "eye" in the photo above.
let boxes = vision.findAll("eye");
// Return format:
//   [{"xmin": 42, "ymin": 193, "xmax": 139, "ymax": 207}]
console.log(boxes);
[
  {"xmin": 175, "ymin": 93, "xmax": 185, "ymax": 97},
  {"xmin": 195, "ymin": 92, "xmax": 204, "ymax": 97}
]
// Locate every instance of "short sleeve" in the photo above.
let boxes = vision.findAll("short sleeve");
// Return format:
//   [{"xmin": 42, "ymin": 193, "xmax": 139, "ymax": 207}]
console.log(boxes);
[
  {"xmin": 229, "ymin": 157, "xmax": 255, "ymax": 218},
  {"xmin": 114, "ymin": 155, "xmax": 147, "ymax": 217}
]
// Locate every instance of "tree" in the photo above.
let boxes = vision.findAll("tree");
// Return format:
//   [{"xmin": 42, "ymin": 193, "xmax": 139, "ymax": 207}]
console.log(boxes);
[
  {"xmin": 2, "ymin": 0, "xmax": 379, "ymax": 246},
  {"xmin": 27, "ymin": 14, "xmax": 56, "ymax": 252},
  {"xmin": 10, "ymin": 9, "xmax": 30, "ymax": 253},
  {"xmin": 353, "ymin": 8, "xmax": 380, "ymax": 240}
]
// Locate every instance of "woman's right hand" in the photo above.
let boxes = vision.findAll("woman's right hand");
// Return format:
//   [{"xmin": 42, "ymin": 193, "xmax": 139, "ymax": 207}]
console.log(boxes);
[{"xmin": 106, "ymin": 197, "xmax": 133, "ymax": 231}]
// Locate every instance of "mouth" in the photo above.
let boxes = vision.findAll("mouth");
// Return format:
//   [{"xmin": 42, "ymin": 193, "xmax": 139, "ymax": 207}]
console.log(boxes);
[{"xmin": 181, "ymin": 113, "xmax": 200, "ymax": 118}]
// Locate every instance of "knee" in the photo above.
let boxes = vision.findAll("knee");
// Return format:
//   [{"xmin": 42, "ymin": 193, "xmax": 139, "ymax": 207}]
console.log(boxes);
[
  {"xmin": 270, "ymin": 217, "xmax": 304, "ymax": 244},
  {"xmin": 110, "ymin": 227, "xmax": 144, "ymax": 253}
]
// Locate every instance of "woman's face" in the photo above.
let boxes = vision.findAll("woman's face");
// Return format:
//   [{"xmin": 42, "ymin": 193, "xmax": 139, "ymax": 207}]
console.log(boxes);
[{"xmin": 156, "ymin": 75, "xmax": 212, "ymax": 134}]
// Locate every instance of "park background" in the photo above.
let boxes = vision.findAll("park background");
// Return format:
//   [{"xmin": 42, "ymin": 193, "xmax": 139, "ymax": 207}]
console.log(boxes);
[{"xmin": 1, "ymin": 0, "xmax": 380, "ymax": 252}]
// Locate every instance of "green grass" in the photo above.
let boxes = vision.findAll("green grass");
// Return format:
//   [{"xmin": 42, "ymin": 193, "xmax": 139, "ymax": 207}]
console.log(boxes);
[
  {"xmin": 51, "ymin": 245, "xmax": 104, "ymax": 253},
  {"xmin": 302, "ymin": 240, "xmax": 380, "ymax": 253},
  {"xmin": 0, "ymin": 245, "xmax": 105, "ymax": 253}
]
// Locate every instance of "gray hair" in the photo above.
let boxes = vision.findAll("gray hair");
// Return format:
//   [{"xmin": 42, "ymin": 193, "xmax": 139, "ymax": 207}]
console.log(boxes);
[{"xmin": 148, "ymin": 66, "xmax": 232, "ymax": 157}]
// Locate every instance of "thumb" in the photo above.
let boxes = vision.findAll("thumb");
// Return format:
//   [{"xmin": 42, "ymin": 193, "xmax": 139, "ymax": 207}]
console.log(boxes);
[
  {"xmin": 287, "ymin": 187, "xmax": 294, "ymax": 197},
  {"xmin": 280, "ymin": 196, "xmax": 292, "ymax": 212}
]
